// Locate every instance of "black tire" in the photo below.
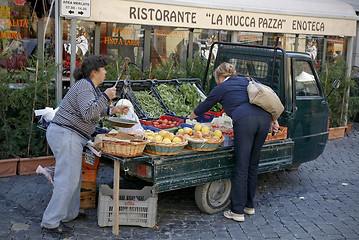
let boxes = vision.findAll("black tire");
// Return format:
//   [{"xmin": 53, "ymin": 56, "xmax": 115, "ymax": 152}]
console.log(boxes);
[{"xmin": 195, "ymin": 179, "xmax": 232, "ymax": 214}]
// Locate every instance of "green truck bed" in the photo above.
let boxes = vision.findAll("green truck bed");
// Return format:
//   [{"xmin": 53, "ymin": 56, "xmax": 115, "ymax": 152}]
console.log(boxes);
[{"xmin": 103, "ymin": 138, "xmax": 293, "ymax": 193}]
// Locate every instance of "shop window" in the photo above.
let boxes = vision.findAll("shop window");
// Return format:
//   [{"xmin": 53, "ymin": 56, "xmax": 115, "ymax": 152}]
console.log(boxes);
[
  {"xmin": 325, "ymin": 36, "xmax": 346, "ymax": 62},
  {"xmin": 237, "ymin": 32, "xmax": 263, "ymax": 45},
  {"xmin": 293, "ymin": 60, "xmax": 320, "ymax": 97},
  {"xmin": 267, "ymin": 33, "xmax": 284, "ymax": 48},
  {"xmin": 151, "ymin": 26, "xmax": 189, "ymax": 66},
  {"xmin": 0, "ymin": 2, "xmax": 32, "ymax": 72},
  {"xmin": 297, "ymin": 35, "xmax": 324, "ymax": 69},
  {"xmin": 62, "ymin": 20, "xmax": 95, "ymax": 62},
  {"xmin": 102, "ymin": 23, "xmax": 144, "ymax": 69}
]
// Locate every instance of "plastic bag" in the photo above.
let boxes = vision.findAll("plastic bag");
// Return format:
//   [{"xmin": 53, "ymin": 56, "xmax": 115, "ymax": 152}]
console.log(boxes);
[
  {"xmin": 34, "ymin": 107, "xmax": 58, "ymax": 127},
  {"xmin": 36, "ymin": 165, "xmax": 55, "ymax": 185},
  {"xmin": 115, "ymin": 100, "xmax": 144, "ymax": 135},
  {"xmin": 211, "ymin": 114, "xmax": 233, "ymax": 128}
]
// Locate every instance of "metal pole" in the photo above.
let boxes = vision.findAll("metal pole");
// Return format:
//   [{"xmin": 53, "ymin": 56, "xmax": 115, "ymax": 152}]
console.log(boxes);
[
  {"xmin": 322, "ymin": 37, "xmax": 328, "ymax": 71},
  {"xmin": 294, "ymin": 34, "xmax": 299, "ymax": 52},
  {"xmin": 37, "ymin": 21, "xmax": 45, "ymax": 64},
  {"xmin": 188, "ymin": 29, "xmax": 194, "ymax": 60},
  {"xmin": 70, "ymin": 18, "xmax": 77, "ymax": 87},
  {"xmin": 344, "ymin": 36, "xmax": 354, "ymax": 126},
  {"xmin": 55, "ymin": 0, "xmax": 63, "ymax": 102},
  {"xmin": 143, "ymin": 26, "xmax": 151, "ymax": 70},
  {"xmin": 231, "ymin": 31, "xmax": 238, "ymax": 43},
  {"xmin": 94, "ymin": 22, "xmax": 101, "ymax": 55}
]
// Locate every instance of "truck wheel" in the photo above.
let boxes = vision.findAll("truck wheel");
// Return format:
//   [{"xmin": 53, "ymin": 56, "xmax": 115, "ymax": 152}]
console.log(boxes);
[{"xmin": 195, "ymin": 179, "xmax": 232, "ymax": 214}]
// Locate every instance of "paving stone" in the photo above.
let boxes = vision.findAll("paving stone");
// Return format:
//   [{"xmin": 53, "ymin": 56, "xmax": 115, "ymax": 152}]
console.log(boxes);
[{"xmin": 1, "ymin": 123, "xmax": 359, "ymax": 239}]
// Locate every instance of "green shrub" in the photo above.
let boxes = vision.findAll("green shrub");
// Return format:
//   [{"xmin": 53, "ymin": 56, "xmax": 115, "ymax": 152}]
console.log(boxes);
[{"xmin": 0, "ymin": 55, "xmax": 57, "ymax": 159}]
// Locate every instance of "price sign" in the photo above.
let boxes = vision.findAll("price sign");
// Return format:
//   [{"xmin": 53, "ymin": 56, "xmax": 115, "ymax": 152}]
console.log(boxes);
[
  {"xmin": 84, "ymin": 151, "xmax": 95, "ymax": 166},
  {"xmin": 61, "ymin": 0, "xmax": 91, "ymax": 18}
]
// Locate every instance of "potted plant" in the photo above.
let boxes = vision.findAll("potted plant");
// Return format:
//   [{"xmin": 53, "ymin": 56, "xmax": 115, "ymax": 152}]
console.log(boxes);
[
  {"xmin": 345, "ymin": 73, "xmax": 359, "ymax": 133},
  {"xmin": 0, "ymin": 55, "xmax": 57, "ymax": 176},
  {"xmin": 319, "ymin": 56, "xmax": 348, "ymax": 139}
]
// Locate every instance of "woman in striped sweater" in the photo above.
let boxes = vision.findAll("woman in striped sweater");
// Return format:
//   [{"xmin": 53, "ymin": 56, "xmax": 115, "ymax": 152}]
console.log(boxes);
[{"xmin": 41, "ymin": 55, "xmax": 128, "ymax": 233}]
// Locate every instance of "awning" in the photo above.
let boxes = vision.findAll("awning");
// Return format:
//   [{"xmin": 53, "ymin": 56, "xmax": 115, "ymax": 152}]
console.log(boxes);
[{"xmin": 78, "ymin": 0, "xmax": 358, "ymax": 36}]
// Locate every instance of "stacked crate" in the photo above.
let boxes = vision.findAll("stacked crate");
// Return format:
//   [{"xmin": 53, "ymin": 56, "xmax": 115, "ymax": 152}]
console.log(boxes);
[{"xmin": 80, "ymin": 152, "xmax": 100, "ymax": 209}]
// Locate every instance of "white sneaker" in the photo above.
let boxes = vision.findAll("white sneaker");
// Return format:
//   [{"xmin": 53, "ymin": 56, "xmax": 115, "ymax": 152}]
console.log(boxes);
[
  {"xmin": 224, "ymin": 210, "xmax": 245, "ymax": 222},
  {"xmin": 244, "ymin": 207, "xmax": 255, "ymax": 215}
]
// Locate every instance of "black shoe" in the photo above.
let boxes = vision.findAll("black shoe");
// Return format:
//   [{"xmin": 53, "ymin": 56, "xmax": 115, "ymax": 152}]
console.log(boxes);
[
  {"xmin": 76, "ymin": 212, "xmax": 87, "ymax": 220},
  {"xmin": 42, "ymin": 223, "xmax": 73, "ymax": 234}
]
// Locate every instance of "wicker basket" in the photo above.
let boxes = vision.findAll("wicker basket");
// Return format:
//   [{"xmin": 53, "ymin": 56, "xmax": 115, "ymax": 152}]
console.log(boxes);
[
  {"xmin": 145, "ymin": 141, "xmax": 188, "ymax": 155},
  {"xmin": 186, "ymin": 136, "xmax": 225, "ymax": 151},
  {"xmin": 102, "ymin": 139, "xmax": 147, "ymax": 157}
]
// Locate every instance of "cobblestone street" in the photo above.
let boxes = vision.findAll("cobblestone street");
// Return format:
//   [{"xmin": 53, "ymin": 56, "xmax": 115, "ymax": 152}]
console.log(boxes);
[{"xmin": 0, "ymin": 123, "xmax": 358, "ymax": 240}]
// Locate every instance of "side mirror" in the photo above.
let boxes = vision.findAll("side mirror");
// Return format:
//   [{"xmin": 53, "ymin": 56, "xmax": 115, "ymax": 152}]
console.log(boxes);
[
  {"xmin": 333, "ymin": 79, "xmax": 340, "ymax": 89},
  {"xmin": 327, "ymin": 79, "xmax": 341, "ymax": 98}
]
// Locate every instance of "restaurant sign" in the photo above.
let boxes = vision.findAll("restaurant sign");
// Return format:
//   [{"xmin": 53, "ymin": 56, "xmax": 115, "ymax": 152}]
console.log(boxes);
[{"xmin": 85, "ymin": 0, "xmax": 356, "ymax": 36}]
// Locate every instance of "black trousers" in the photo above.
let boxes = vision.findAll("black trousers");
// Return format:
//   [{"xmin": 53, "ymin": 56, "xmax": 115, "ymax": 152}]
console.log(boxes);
[{"xmin": 230, "ymin": 114, "xmax": 271, "ymax": 214}]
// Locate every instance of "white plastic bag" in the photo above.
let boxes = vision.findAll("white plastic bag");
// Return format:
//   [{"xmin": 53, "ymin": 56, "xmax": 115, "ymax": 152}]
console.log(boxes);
[
  {"xmin": 115, "ymin": 100, "xmax": 144, "ymax": 135},
  {"xmin": 34, "ymin": 107, "xmax": 58, "ymax": 122}
]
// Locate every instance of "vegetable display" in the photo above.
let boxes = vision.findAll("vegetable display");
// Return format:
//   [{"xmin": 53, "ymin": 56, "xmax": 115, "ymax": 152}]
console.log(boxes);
[
  {"xmin": 133, "ymin": 90, "xmax": 167, "ymax": 118},
  {"xmin": 155, "ymin": 84, "xmax": 192, "ymax": 117},
  {"xmin": 179, "ymin": 83, "xmax": 205, "ymax": 109}
]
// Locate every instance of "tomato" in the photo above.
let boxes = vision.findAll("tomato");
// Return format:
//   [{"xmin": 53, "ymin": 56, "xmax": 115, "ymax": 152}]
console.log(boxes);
[
  {"xmin": 158, "ymin": 119, "xmax": 163, "ymax": 124},
  {"xmin": 163, "ymin": 119, "xmax": 168, "ymax": 124},
  {"xmin": 168, "ymin": 121, "xmax": 172, "ymax": 125}
]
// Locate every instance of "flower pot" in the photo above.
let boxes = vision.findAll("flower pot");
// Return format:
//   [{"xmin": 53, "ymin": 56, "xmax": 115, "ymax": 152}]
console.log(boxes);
[
  {"xmin": 17, "ymin": 156, "xmax": 55, "ymax": 175},
  {"xmin": 345, "ymin": 123, "xmax": 353, "ymax": 133},
  {"xmin": 328, "ymin": 126, "xmax": 346, "ymax": 140},
  {"xmin": 0, "ymin": 158, "xmax": 19, "ymax": 177}
]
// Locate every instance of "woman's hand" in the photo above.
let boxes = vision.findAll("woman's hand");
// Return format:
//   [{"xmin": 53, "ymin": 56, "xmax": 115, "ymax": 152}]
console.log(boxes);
[
  {"xmin": 112, "ymin": 105, "xmax": 129, "ymax": 115},
  {"xmin": 270, "ymin": 120, "xmax": 279, "ymax": 135},
  {"xmin": 104, "ymin": 87, "xmax": 117, "ymax": 100},
  {"xmin": 188, "ymin": 111, "xmax": 198, "ymax": 120}
]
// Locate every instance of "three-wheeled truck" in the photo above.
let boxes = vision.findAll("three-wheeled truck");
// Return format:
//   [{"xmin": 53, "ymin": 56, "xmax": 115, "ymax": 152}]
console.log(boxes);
[{"xmin": 103, "ymin": 42, "xmax": 331, "ymax": 233}]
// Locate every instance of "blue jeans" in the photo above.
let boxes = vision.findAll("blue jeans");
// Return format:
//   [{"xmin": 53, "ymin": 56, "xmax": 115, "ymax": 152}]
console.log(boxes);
[
  {"xmin": 41, "ymin": 123, "xmax": 87, "ymax": 228},
  {"xmin": 230, "ymin": 114, "xmax": 271, "ymax": 214}
]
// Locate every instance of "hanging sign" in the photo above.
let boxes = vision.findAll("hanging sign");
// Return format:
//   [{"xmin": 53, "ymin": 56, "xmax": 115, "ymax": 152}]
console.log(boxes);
[
  {"xmin": 86, "ymin": 0, "xmax": 356, "ymax": 36},
  {"xmin": 60, "ymin": 0, "xmax": 91, "ymax": 18}
]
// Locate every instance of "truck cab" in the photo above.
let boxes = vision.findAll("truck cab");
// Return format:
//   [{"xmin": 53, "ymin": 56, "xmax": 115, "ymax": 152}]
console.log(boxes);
[{"xmin": 204, "ymin": 42, "xmax": 330, "ymax": 167}]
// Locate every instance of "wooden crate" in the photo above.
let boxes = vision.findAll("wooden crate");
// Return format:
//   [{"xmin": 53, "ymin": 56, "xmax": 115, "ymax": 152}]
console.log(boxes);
[
  {"xmin": 82, "ymin": 168, "xmax": 98, "ymax": 182},
  {"xmin": 80, "ymin": 181, "xmax": 97, "ymax": 209}
]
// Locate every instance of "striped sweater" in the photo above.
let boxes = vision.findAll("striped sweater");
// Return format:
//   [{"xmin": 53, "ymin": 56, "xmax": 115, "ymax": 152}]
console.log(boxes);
[{"xmin": 51, "ymin": 77, "xmax": 110, "ymax": 140}]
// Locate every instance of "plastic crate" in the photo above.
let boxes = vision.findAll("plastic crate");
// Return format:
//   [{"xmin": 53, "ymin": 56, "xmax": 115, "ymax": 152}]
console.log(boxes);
[
  {"xmin": 207, "ymin": 109, "xmax": 225, "ymax": 117},
  {"xmin": 142, "ymin": 125, "xmax": 161, "ymax": 132},
  {"xmin": 141, "ymin": 115, "xmax": 184, "ymax": 130},
  {"xmin": 195, "ymin": 113, "xmax": 216, "ymax": 123},
  {"xmin": 165, "ymin": 113, "xmax": 187, "ymax": 121},
  {"xmin": 129, "ymin": 80, "xmax": 172, "ymax": 119},
  {"xmin": 220, "ymin": 135, "xmax": 234, "ymax": 147},
  {"xmin": 158, "ymin": 115, "xmax": 184, "ymax": 126},
  {"xmin": 97, "ymin": 185, "xmax": 157, "ymax": 228},
  {"xmin": 177, "ymin": 78, "xmax": 206, "ymax": 94},
  {"xmin": 153, "ymin": 80, "xmax": 192, "ymax": 118},
  {"xmin": 92, "ymin": 127, "xmax": 111, "ymax": 137},
  {"xmin": 99, "ymin": 80, "xmax": 148, "ymax": 119},
  {"xmin": 178, "ymin": 123, "xmax": 193, "ymax": 129}
]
